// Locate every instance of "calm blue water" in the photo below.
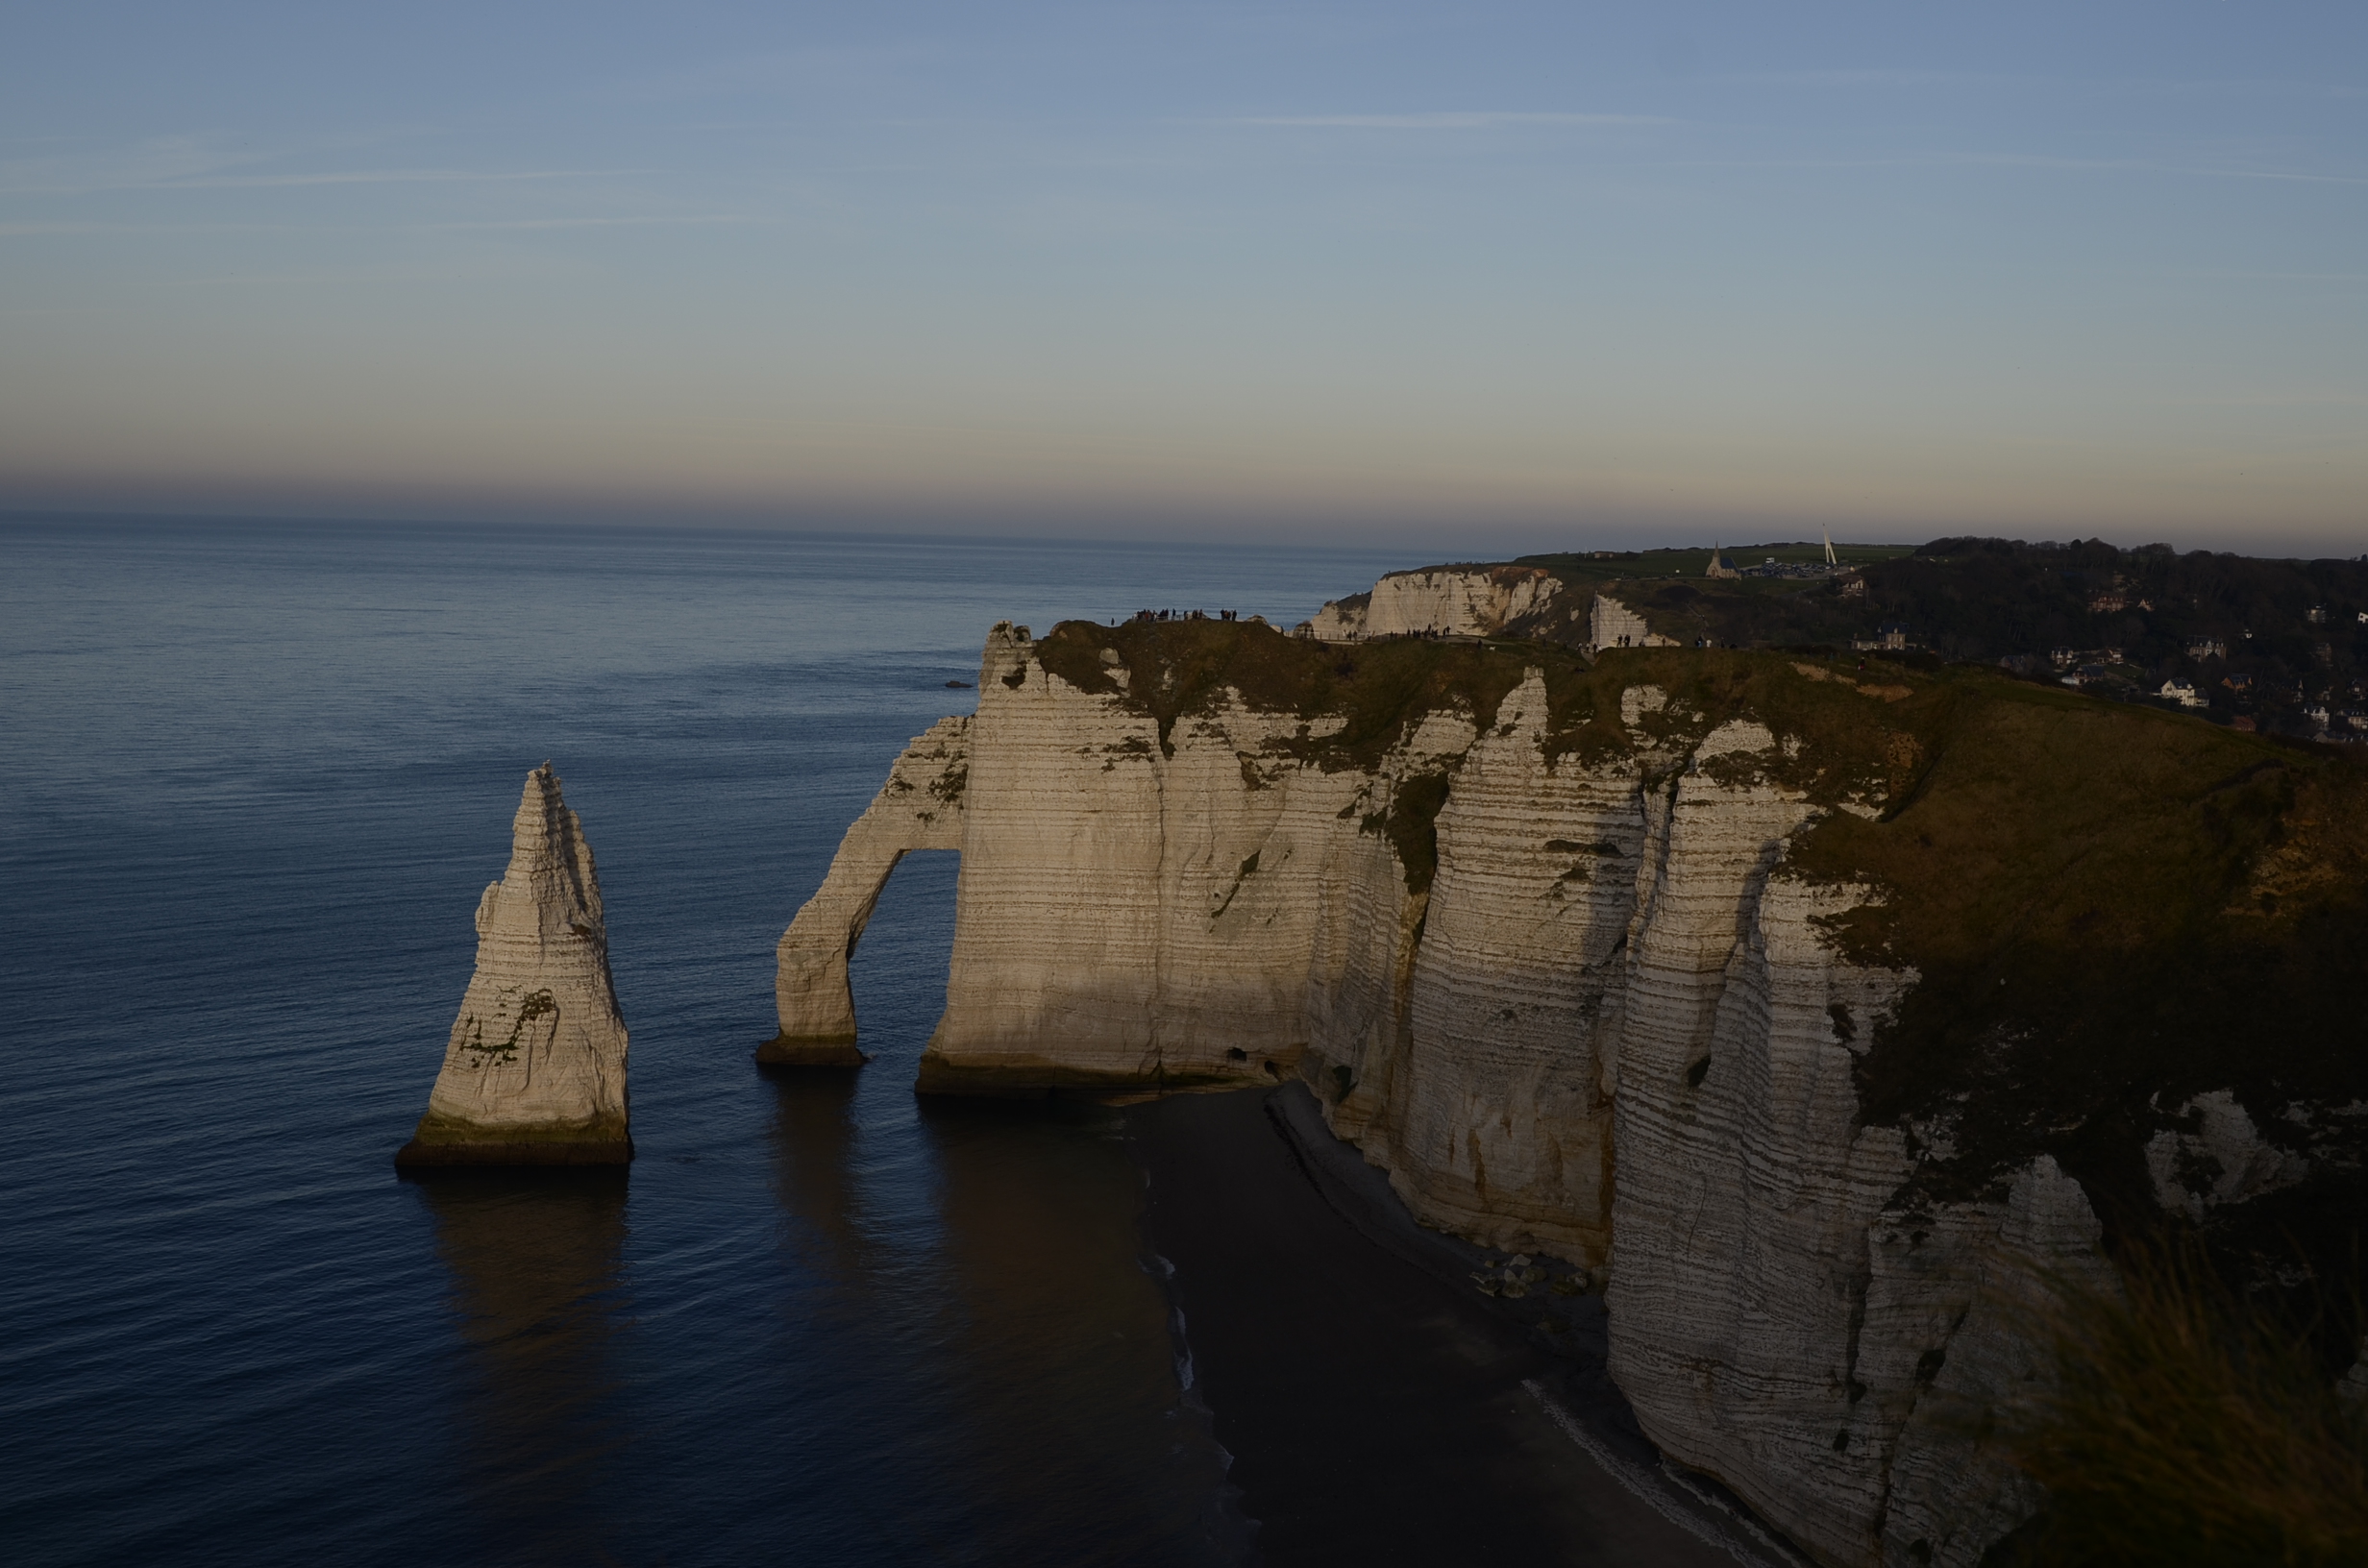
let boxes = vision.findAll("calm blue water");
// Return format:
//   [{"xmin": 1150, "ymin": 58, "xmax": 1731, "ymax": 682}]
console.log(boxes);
[{"xmin": 0, "ymin": 519, "xmax": 1411, "ymax": 1567}]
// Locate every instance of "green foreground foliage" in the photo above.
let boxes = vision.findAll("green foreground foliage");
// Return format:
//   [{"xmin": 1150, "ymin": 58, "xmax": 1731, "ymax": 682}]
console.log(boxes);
[{"xmin": 2001, "ymin": 1241, "xmax": 2368, "ymax": 1568}]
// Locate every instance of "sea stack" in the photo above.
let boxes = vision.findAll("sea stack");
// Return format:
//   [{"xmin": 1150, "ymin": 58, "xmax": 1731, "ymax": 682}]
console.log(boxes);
[{"xmin": 396, "ymin": 764, "xmax": 632, "ymax": 1165}]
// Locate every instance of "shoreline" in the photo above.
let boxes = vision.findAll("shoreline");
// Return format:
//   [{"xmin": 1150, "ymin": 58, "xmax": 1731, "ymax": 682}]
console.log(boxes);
[{"xmin": 1124, "ymin": 1083, "xmax": 1800, "ymax": 1567}]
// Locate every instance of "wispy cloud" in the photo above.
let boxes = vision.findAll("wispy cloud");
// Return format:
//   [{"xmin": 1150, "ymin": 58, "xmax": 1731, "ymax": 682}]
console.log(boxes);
[
  {"xmin": 0, "ymin": 129, "xmax": 648, "ymax": 199},
  {"xmin": 1739, "ymin": 69, "xmax": 1997, "ymax": 87},
  {"xmin": 1722, "ymin": 69, "xmax": 2364, "ymax": 100},
  {"xmin": 2153, "ymin": 389, "xmax": 2368, "ymax": 408},
  {"xmin": 1664, "ymin": 153, "xmax": 2147, "ymax": 174},
  {"xmin": 1942, "ymin": 155, "xmax": 2368, "ymax": 186},
  {"xmin": 155, "ymin": 168, "xmax": 612, "ymax": 190},
  {"xmin": 2177, "ymin": 271, "xmax": 2368, "ymax": 282},
  {"xmin": 1224, "ymin": 111, "xmax": 1669, "ymax": 130},
  {"xmin": 1, "ymin": 167, "xmax": 622, "ymax": 197},
  {"xmin": 2216, "ymin": 167, "xmax": 2368, "ymax": 186},
  {"xmin": 1656, "ymin": 153, "xmax": 2368, "ymax": 186},
  {"xmin": 0, "ymin": 213, "xmax": 757, "ymax": 237},
  {"xmin": 0, "ymin": 134, "xmax": 248, "ymax": 195},
  {"xmin": 427, "ymin": 214, "xmax": 755, "ymax": 231}
]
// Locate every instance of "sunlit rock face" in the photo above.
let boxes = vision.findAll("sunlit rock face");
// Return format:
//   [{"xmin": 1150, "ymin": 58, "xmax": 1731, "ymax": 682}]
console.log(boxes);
[
  {"xmin": 779, "ymin": 618, "xmax": 2368, "ymax": 1568},
  {"xmin": 1589, "ymin": 595, "xmax": 1678, "ymax": 649},
  {"xmin": 1307, "ymin": 564, "xmax": 1558, "ymax": 641},
  {"xmin": 764, "ymin": 715, "xmax": 968, "ymax": 1065},
  {"xmin": 398, "ymin": 764, "xmax": 631, "ymax": 1165},
  {"xmin": 919, "ymin": 622, "xmax": 1405, "ymax": 1095},
  {"xmin": 1365, "ymin": 566, "xmax": 1558, "ymax": 637},
  {"xmin": 912, "ymin": 627, "xmax": 1643, "ymax": 1262}
]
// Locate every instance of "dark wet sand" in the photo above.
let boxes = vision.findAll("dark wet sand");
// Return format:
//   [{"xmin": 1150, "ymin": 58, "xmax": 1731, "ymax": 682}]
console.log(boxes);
[{"xmin": 1126, "ymin": 1084, "xmax": 1788, "ymax": 1568}]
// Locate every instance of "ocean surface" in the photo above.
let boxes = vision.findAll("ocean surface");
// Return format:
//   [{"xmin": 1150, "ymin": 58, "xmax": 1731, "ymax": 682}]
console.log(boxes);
[{"xmin": 0, "ymin": 518, "xmax": 1415, "ymax": 1567}]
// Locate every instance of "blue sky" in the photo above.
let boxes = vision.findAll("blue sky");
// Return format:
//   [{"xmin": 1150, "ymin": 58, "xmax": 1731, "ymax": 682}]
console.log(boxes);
[{"xmin": 3, "ymin": 2, "xmax": 2363, "ymax": 551}]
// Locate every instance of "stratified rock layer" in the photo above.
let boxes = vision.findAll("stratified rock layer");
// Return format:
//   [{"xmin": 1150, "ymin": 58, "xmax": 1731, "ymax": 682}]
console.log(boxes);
[
  {"xmin": 398, "ymin": 765, "xmax": 631, "ymax": 1165},
  {"xmin": 778, "ymin": 619, "xmax": 2368, "ymax": 1567}
]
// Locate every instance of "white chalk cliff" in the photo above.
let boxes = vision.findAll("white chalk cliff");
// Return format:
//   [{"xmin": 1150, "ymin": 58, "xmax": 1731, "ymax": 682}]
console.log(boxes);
[
  {"xmin": 1588, "ymin": 595, "xmax": 1677, "ymax": 649},
  {"xmin": 775, "ymin": 620, "xmax": 2356, "ymax": 1567},
  {"xmin": 1308, "ymin": 564, "xmax": 1560, "ymax": 640},
  {"xmin": 399, "ymin": 764, "xmax": 631, "ymax": 1164}
]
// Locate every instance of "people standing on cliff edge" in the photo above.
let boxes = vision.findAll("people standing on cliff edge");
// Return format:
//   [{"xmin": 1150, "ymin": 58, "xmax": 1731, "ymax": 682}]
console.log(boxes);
[{"xmin": 396, "ymin": 763, "xmax": 632, "ymax": 1166}]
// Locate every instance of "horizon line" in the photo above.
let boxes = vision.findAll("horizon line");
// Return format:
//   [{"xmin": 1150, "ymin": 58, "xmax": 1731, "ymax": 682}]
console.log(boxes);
[{"xmin": 11, "ymin": 506, "xmax": 2360, "ymax": 564}]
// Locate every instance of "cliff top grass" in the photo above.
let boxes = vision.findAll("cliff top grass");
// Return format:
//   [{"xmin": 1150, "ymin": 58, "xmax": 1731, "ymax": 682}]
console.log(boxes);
[
  {"xmin": 1513, "ymin": 541, "xmax": 1916, "ymax": 581},
  {"xmin": 1032, "ymin": 616, "xmax": 1592, "ymax": 770},
  {"xmin": 1037, "ymin": 615, "xmax": 1918, "ymax": 792}
]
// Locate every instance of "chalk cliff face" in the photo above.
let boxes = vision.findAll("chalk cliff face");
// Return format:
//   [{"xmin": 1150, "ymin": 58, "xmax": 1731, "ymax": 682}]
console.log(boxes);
[
  {"xmin": 1308, "ymin": 565, "xmax": 1560, "ymax": 640},
  {"xmin": 1306, "ymin": 591, "xmax": 1369, "ymax": 641},
  {"xmin": 777, "ymin": 619, "xmax": 2368, "ymax": 1566},
  {"xmin": 400, "ymin": 764, "xmax": 631, "ymax": 1164},
  {"xmin": 1589, "ymin": 595, "xmax": 1677, "ymax": 649},
  {"xmin": 1593, "ymin": 766, "xmax": 2114, "ymax": 1565}
]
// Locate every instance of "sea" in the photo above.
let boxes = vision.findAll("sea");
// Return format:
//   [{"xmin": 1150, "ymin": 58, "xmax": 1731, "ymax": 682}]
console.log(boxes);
[{"xmin": 0, "ymin": 518, "xmax": 1415, "ymax": 1567}]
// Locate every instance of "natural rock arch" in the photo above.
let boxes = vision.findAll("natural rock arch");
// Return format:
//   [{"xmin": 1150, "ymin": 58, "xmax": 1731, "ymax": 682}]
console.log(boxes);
[{"xmin": 759, "ymin": 716, "xmax": 969, "ymax": 1065}]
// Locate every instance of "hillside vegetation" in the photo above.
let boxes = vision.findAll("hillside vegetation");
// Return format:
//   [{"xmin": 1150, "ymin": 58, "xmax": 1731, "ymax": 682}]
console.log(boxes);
[
  {"xmin": 1481, "ymin": 537, "xmax": 2368, "ymax": 739},
  {"xmin": 1998, "ymin": 1238, "xmax": 2368, "ymax": 1567}
]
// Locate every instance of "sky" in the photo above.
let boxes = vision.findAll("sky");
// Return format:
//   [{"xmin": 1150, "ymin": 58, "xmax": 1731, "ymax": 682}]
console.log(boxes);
[{"xmin": 3, "ymin": 1, "xmax": 2364, "ymax": 553}]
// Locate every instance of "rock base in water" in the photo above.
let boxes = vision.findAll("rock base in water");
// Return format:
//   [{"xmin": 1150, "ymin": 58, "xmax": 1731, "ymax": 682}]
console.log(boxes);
[
  {"xmin": 752, "ymin": 1033, "xmax": 870, "ymax": 1067},
  {"xmin": 912, "ymin": 1046, "xmax": 1274, "ymax": 1098},
  {"xmin": 395, "ymin": 1106, "xmax": 632, "ymax": 1167},
  {"xmin": 394, "ymin": 1136, "xmax": 634, "ymax": 1166}
]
